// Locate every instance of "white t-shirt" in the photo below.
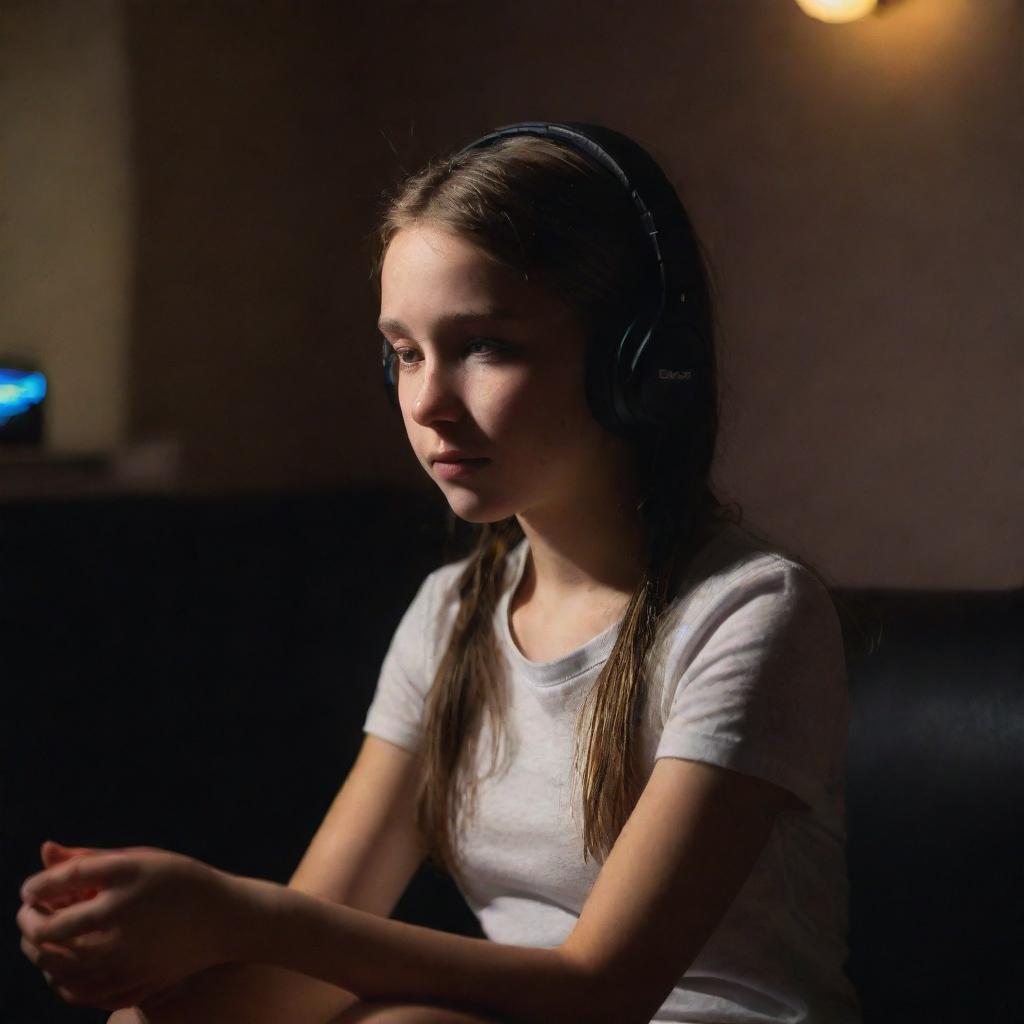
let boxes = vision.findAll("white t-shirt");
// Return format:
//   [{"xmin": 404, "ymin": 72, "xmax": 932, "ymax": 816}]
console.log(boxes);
[{"xmin": 363, "ymin": 524, "xmax": 862, "ymax": 1023}]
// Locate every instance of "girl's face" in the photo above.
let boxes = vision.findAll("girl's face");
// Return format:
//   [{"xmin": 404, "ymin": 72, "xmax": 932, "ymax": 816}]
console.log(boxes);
[{"xmin": 379, "ymin": 223, "xmax": 628, "ymax": 524}]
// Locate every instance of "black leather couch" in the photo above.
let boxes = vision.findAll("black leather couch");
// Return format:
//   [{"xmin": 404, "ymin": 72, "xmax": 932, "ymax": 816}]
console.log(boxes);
[{"xmin": 3, "ymin": 490, "xmax": 1021, "ymax": 1023}]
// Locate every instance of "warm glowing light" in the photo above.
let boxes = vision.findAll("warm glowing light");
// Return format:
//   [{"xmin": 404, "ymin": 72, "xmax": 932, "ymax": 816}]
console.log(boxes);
[{"xmin": 794, "ymin": 0, "xmax": 878, "ymax": 24}]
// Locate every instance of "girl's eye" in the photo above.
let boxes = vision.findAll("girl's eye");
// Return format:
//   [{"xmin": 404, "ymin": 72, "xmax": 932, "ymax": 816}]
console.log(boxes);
[
  {"xmin": 392, "ymin": 347, "xmax": 422, "ymax": 367},
  {"xmin": 466, "ymin": 338, "xmax": 503, "ymax": 357},
  {"xmin": 386, "ymin": 339, "xmax": 505, "ymax": 370}
]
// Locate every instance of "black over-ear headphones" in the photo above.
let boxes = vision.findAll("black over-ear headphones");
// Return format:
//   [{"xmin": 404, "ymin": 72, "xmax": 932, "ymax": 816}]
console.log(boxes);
[{"xmin": 382, "ymin": 121, "xmax": 709, "ymax": 438}]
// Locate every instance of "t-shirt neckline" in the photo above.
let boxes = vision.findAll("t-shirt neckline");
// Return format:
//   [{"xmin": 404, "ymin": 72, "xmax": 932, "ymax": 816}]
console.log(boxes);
[{"xmin": 498, "ymin": 540, "xmax": 622, "ymax": 688}]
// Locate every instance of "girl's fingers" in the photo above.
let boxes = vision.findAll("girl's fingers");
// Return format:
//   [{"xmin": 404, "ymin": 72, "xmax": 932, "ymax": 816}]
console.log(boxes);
[
  {"xmin": 21, "ymin": 852, "xmax": 135, "ymax": 904},
  {"xmin": 41, "ymin": 840, "xmax": 101, "ymax": 866},
  {"xmin": 39, "ymin": 887, "xmax": 100, "ymax": 912},
  {"xmin": 19, "ymin": 934, "xmax": 51, "ymax": 967},
  {"xmin": 24, "ymin": 933, "xmax": 130, "ymax": 1008},
  {"xmin": 23, "ymin": 935, "xmax": 110, "ymax": 983},
  {"xmin": 19, "ymin": 890, "xmax": 117, "ymax": 945},
  {"xmin": 43, "ymin": 961, "xmax": 114, "ymax": 991},
  {"xmin": 19, "ymin": 928, "xmax": 78, "ymax": 967}
]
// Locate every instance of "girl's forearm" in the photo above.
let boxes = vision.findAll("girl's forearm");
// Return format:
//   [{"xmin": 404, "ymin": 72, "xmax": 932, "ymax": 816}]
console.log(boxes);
[
  {"xmin": 133, "ymin": 961, "xmax": 360, "ymax": 1024},
  {"xmin": 229, "ymin": 875, "xmax": 594, "ymax": 1023}
]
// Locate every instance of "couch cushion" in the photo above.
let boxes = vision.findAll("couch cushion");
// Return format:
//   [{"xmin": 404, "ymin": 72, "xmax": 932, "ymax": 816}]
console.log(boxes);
[{"xmin": 841, "ymin": 588, "xmax": 1023, "ymax": 1022}]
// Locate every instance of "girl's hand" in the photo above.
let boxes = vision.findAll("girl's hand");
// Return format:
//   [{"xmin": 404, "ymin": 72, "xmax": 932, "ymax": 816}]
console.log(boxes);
[{"xmin": 17, "ymin": 840, "xmax": 241, "ymax": 1010}]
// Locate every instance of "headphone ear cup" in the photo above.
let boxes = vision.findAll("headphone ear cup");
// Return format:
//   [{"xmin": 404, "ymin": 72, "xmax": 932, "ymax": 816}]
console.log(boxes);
[
  {"xmin": 612, "ymin": 311, "xmax": 657, "ymax": 431},
  {"xmin": 585, "ymin": 309, "xmax": 654, "ymax": 436},
  {"xmin": 634, "ymin": 321, "xmax": 703, "ymax": 427},
  {"xmin": 586, "ymin": 306, "xmax": 666, "ymax": 436}
]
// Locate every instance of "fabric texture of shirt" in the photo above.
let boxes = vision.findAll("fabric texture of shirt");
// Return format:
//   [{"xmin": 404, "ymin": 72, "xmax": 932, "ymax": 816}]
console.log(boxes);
[{"xmin": 363, "ymin": 523, "xmax": 862, "ymax": 1023}]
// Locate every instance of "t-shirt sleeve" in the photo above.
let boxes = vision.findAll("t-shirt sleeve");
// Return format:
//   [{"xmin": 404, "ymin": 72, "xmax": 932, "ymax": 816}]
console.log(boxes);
[
  {"xmin": 363, "ymin": 569, "xmax": 450, "ymax": 754},
  {"xmin": 654, "ymin": 562, "xmax": 849, "ymax": 809}
]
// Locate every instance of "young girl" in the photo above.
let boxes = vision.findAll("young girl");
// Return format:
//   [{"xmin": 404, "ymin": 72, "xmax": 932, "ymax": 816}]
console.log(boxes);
[{"xmin": 18, "ymin": 123, "xmax": 861, "ymax": 1024}]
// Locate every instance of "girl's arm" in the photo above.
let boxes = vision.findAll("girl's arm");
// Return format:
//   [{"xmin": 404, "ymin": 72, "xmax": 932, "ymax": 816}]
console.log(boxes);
[
  {"xmin": 203, "ymin": 755, "xmax": 793, "ymax": 1024},
  {"xmin": 144, "ymin": 733, "xmax": 428, "ymax": 1023},
  {"xmin": 25, "ymin": 746, "xmax": 791, "ymax": 1024},
  {"xmin": 130, "ymin": 733, "xmax": 429, "ymax": 1023},
  {"xmin": 21, "ymin": 734, "xmax": 425, "ymax": 1022},
  {"xmin": 286, "ymin": 733, "xmax": 428, "ymax": 914}
]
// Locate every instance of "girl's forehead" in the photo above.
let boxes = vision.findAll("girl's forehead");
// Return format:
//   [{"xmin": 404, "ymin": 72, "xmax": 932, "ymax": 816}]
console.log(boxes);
[
  {"xmin": 380, "ymin": 225, "xmax": 569, "ymax": 329},
  {"xmin": 382, "ymin": 225, "xmax": 502, "ymax": 292}
]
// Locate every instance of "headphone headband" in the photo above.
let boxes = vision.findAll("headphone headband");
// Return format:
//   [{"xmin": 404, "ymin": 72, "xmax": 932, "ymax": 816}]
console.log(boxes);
[{"xmin": 459, "ymin": 122, "xmax": 702, "ymax": 315}]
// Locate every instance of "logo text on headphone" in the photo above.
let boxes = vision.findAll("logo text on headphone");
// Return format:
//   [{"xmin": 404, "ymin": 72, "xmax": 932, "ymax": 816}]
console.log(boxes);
[{"xmin": 658, "ymin": 369, "xmax": 693, "ymax": 381}]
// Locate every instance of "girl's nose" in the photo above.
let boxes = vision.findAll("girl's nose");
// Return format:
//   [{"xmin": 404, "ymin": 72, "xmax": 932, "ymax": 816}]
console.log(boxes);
[{"xmin": 406, "ymin": 360, "xmax": 463, "ymax": 427}]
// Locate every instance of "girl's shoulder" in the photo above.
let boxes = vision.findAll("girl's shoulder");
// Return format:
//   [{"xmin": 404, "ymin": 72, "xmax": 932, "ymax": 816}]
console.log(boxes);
[
  {"xmin": 647, "ymin": 523, "xmax": 850, "ymax": 810},
  {"xmin": 652, "ymin": 522, "xmax": 844, "ymax": 691},
  {"xmin": 674, "ymin": 520, "xmax": 830, "ymax": 615}
]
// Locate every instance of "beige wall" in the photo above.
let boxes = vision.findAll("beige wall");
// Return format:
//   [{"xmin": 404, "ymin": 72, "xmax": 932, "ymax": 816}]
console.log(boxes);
[
  {"xmin": 1, "ymin": 0, "xmax": 132, "ymax": 452},
  {"xmin": 5, "ymin": 0, "xmax": 1021, "ymax": 589}
]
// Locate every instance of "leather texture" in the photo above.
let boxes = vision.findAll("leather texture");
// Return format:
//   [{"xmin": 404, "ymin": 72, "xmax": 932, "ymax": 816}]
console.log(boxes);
[{"xmin": 840, "ymin": 587, "xmax": 1023, "ymax": 1020}]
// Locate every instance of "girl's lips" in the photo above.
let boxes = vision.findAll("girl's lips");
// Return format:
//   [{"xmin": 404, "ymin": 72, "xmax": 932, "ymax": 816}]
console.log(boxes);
[{"xmin": 433, "ymin": 458, "xmax": 489, "ymax": 481}]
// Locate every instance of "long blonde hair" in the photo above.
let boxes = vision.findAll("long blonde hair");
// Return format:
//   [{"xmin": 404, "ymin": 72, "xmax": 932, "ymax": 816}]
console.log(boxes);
[{"xmin": 374, "ymin": 134, "xmax": 731, "ymax": 882}]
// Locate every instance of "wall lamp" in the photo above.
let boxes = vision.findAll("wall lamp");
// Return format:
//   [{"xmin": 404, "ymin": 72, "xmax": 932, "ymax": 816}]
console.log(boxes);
[{"xmin": 794, "ymin": 0, "xmax": 879, "ymax": 23}]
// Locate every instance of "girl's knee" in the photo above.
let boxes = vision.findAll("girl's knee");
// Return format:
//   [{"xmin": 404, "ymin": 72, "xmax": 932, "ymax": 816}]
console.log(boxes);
[
  {"xmin": 107, "ymin": 1011, "xmax": 146, "ymax": 1024},
  {"xmin": 329, "ymin": 1003, "xmax": 499, "ymax": 1024}
]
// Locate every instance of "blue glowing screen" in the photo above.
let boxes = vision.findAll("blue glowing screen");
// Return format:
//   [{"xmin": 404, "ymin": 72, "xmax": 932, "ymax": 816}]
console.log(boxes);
[{"xmin": 0, "ymin": 369, "xmax": 48, "ymax": 426}]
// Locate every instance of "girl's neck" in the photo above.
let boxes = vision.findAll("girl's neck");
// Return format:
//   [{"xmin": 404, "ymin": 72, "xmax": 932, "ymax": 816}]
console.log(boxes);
[
  {"xmin": 508, "ymin": 434, "xmax": 651, "ymax": 606},
  {"xmin": 513, "ymin": 499, "xmax": 647, "ymax": 605}
]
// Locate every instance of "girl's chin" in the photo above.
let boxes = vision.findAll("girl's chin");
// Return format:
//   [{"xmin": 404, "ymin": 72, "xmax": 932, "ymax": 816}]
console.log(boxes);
[{"xmin": 439, "ymin": 488, "xmax": 516, "ymax": 525}]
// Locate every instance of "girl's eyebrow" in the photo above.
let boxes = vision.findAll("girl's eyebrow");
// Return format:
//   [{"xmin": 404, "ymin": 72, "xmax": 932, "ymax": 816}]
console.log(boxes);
[{"xmin": 377, "ymin": 308, "xmax": 518, "ymax": 336}]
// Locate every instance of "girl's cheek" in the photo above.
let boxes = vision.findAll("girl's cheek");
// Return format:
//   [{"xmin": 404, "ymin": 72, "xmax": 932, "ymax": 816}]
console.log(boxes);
[{"xmin": 487, "ymin": 373, "xmax": 540, "ymax": 421}]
